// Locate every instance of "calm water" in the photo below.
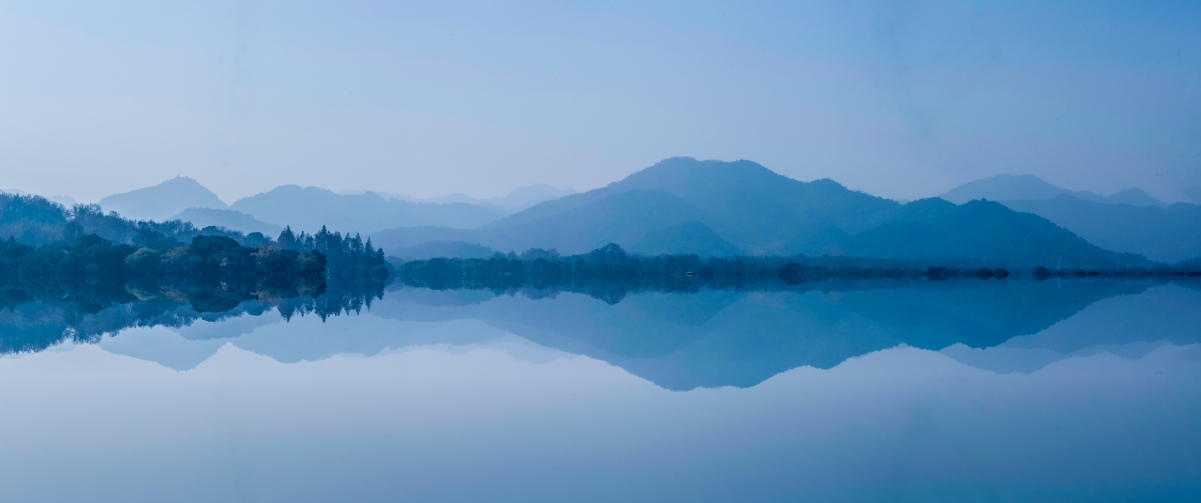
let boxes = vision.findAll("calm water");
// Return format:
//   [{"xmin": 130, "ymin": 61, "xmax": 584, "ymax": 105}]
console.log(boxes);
[{"xmin": 1, "ymin": 280, "xmax": 1199, "ymax": 502}]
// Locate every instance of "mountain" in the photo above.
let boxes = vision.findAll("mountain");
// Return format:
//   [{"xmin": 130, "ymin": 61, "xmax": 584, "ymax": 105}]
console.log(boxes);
[
  {"xmin": 0, "ymin": 191, "xmax": 271, "ymax": 249},
  {"xmin": 941, "ymin": 174, "xmax": 1166, "ymax": 207},
  {"xmin": 1183, "ymin": 186, "xmax": 1201, "ymax": 205},
  {"xmin": 481, "ymin": 189, "xmax": 721, "ymax": 254},
  {"xmin": 1002, "ymin": 196, "xmax": 1201, "ymax": 263},
  {"xmin": 230, "ymin": 185, "xmax": 505, "ymax": 235},
  {"xmin": 98, "ymin": 177, "xmax": 228, "ymax": 221},
  {"xmin": 484, "ymin": 184, "xmax": 577, "ymax": 212},
  {"xmin": 629, "ymin": 221, "xmax": 741, "ymax": 257},
  {"xmin": 941, "ymin": 174, "xmax": 1070, "ymax": 203},
  {"xmin": 940, "ymin": 175, "xmax": 1197, "ymax": 262},
  {"xmin": 488, "ymin": 158, "xmax": 896, "ymax": 241},
  {"xmin": 1093, "ymin": 188, "xmax": 1167, "ymax": 207},
  {"xmin": 1, "ymin": 189, "xmax": 76, "ymax": 207},
  {"xmin": 169, "ymin": 208, "xmax": 283, "ymax": 237},
  {"xmin": 463, "ymin": 158, "xmax": 903, "ymax": 256},
  {"xmin": 373, "ymin": 157, "xmax": 1145, "ymax": 267},
  {"xmin": 349, "ymin": 184, "xmax": 577, "ymax": 214},
  {"xmin": 843, "ymin": 198, "xmax": 1145, "ymax": 265}
]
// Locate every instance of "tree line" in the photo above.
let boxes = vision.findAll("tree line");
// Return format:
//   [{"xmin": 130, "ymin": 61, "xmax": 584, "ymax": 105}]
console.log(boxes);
[
  {"xmin": 396, "ymin": 243, "xmax": 1201, "ymax": 304},
  {"xmin": 394, "ymin": 244, "xmax": 1012, "ymax": 304},
  {"xmin": 0, "ymin": 192, "xmax": 389, "ymax": 316}
]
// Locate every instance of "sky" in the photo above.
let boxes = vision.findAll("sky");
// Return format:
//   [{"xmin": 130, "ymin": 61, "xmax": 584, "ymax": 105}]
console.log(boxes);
[{"xmin": 0, "ymin": 0, "xmax": 1198, "ymax": 203}]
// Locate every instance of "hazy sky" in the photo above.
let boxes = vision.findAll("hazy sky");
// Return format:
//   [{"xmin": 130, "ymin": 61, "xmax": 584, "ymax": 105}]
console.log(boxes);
[{"xmin": 1, "ymin": 0, "xmax": 1198, "ymax": 203}]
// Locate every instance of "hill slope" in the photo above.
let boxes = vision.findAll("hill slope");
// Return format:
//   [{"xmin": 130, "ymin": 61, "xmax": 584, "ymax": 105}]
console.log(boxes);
[
  {"xmin": 170, "ymin": 208, "xmax": 283, "ymax": 237},
  {"xmin": 98, "ymin": 177, "xmax": 227, "ymax": 221},
  {"xmin": 844, "ymin": 198, "xmax": 1145, "ymax": 266},
  {"xmin": 941, "ymin": 174, "xmax": 1166, "ymax": 207},
  {"xmin": 374, "ymin": 158, "xmax": 1145, "ymax": 267},
  {"xmin": 230, "ymin": 186, "xmax": 505, "ymax": 235},
  {"xmin": 1001, "ymin": 196, "xmax": 1201, "ymax": 263},
  {"xmin": 481, "ymin": 157, "xmax": 900, "ymax": 255}
]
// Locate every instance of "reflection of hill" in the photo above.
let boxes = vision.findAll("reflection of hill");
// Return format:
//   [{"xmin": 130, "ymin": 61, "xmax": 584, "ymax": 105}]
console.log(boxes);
[
  {"xmin": 943, "ymin": 283, "xmax": 1201, "ymax": 373},
  {"xmin": 369, "ymin": 279, "xmax": 1156, "ymax": 390},
  {"xmin": 5, "ymin": 277, "xmax": 1192, "ymax": 391},
  {"xmin": 0, "ymin": 282, "xmax": 381, "ymax": 357},
  {"xmin": 0, "ymin": 299, "xmax": 265, "ymax": 355}
]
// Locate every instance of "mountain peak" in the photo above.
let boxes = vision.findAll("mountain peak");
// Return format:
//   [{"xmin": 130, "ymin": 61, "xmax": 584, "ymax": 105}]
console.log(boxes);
[
  {"xmin": 942, "ymin": 174, "xmax": 1167, "ymax": 208},
  {"xmin": 614, "ymin": 158, "xmax": 793, "ymax": 198},
  {"xmin": 940, "ymin": 174, "xmax": 1067, "ymax": 204},
  {"xmin": 98, "ymin": 177, "xmax": 227, "ymax": 222}
]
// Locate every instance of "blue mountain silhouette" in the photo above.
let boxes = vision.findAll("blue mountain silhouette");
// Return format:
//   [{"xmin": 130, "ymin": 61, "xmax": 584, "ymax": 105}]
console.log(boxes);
[{"xmin": 373, "ymin": 157, "xmax": 1146, "ymax": 267}]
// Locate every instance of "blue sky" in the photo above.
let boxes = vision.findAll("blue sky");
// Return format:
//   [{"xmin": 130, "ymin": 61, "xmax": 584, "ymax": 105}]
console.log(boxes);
[{"xmin": 1, "ymin": 0, "xmax": 1198, "ymax": 202}]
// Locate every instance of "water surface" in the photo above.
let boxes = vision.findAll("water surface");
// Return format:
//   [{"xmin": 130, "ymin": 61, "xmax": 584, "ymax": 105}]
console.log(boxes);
[{"xmin": 1, "ymin": 281, "xmax": 1199, "ymax": 502}]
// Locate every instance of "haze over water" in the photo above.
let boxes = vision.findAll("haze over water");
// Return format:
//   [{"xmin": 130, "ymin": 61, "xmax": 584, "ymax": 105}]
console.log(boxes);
[
  {"xmin": 2, "ymin": 280, "xmax": 1198, "ymax": 502},
  {"xmin": 3, "ymin": 2, "xmax": 1200, "ymax": 501}
]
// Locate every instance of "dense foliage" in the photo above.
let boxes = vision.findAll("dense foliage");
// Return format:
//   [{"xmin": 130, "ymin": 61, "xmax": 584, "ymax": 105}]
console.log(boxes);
[
  {"xmin": 277, "ymin": 226, "xmax": 389, "ymax": 284},
  {"xmin": 396, "ymin": 243, "xmax": 1200, "ymax": 304},
  {"xmin": 0, "ymin": 192, "xmax": 390, "ymax": 318},
  {"xmin": 395, "ymin": 244, "xmax": 1013, "ymax": 304},
  {"xmin": 0, "ymin": 233, "xmax": 326, "ymax": 313},
  {"xmin": 0, "ymin": 192, "xmax": 272, "ymax": 248}
]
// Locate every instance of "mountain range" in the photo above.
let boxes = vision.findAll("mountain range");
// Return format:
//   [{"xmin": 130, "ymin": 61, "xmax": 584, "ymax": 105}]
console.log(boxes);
[
  {"xmin": 77, "ymin": 158, "xmax": 1199, "ymax": 266},
  {"xmin": 95, "ymin": 179, "xmax": 574, "ymax": 236},
  {"xmin": 372, "ymin": 157, "xmax": 1144, "ymax": 267},
  {"xmin": 227, "ymin": 186, "xmax": 503, "ymax": 234},
  {"xmin": 350, "ymin": 184, "xmax": 577, "ymax": 214},
  {"xmin": 939, "ymin": 174, "xmax": 1201, "ymax": 263},
  {"xmin": 97, "ymin": 177, "xmax": 229, "ymax": 222},
  {"xmin": 940, "ymin": 174, "xmax": 1168, "ymax": 207},
  {"xmin": 170, "ymin": 208, "xmax": 283, "ymax": 236}
]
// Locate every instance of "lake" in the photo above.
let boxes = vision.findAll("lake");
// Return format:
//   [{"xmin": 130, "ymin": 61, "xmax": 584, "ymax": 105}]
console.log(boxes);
[{"xmin": 1, "ymin": 279, "xmax": 1199, "ymax": 502}]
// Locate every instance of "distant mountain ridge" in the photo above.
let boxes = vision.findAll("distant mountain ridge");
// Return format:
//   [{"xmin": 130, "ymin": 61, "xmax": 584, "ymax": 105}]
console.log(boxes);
[
  {"xmin": 98, "ymin": 177, "xmax": 228, "ymax": 221},
  {"xmin": 343, "ymin": 184, "xmax": 577, "ymax": 214},
  {"xmin": 941, "ymin": 174, "xmax": 1167, "ymax": 207},
  {"xmin": 941, "ymin": 174, "xmax": 1201, "ymax": 263},
  {"xmin": 1, "ymin": 189, "xmax": 76, "ymax": 208},
  {"xmin": 93, "ymin": 178, "xmax": 509, "ymax": 236},
  {"xmin": 1002, "ymin": 196, "xmax": 1201, "ymax": 263},
  {"xmin": 230, "ymin": 185, "xmax": 504, "ymax": 234},
  {"xmin": 79, "ymin": 163, "xmax": 1186, "ymax": 266},
  {"xmin": 170, "ymin": 208, "xmax": 282, "ymax": 237},
  {"xmin": 373, "ymin": 157, "xmax": 1146, "ymax": 267}
]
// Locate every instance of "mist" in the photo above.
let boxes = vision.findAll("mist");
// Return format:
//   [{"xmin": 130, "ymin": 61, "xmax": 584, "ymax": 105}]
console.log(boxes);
[{"xmin": 1, "ymin": 0, "xmax": 1198, "ymax": 202}]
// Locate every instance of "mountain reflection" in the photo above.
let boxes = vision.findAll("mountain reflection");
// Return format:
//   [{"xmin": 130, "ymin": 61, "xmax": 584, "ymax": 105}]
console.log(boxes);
[
  {"xmin": 0, "ymin": 280, "xmax": 383, "ymax": 356},
  {"xmin": 3, "ymin": 277, "xmax": 1198, "ymax": 390},
  {"xmin": 374, "ymin": 278, "xmax": 1199, "ymax": 390}
]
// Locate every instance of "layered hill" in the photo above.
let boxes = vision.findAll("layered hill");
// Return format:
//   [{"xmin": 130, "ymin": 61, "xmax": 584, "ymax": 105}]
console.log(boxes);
[
  {"xmin": 170, "ymin": 208, "xmax": 282, "ymax": 237},
  {"xmin": 1002, "ymin": 196, "xmax": 1201, "ymax": 263},
  {"xmin": 420, "ymin": 184, "xmax": 578, "ymax": 213},
  {"xmin": 345, "ymin": 184, "xmax": 577, "ymax": 214},
  {"xmin": 940, "ymin": 174, "xmax": 1201, "ymax": 262},
  {"xmin": 365, "ymin": 280, "xmax": 1158, "ymax": 390},
  {"xmin": 372, "ymin": 157, "xmax": 1146, "ymax": 267},
  {"xmin": 98, "ymin": 177, "xmax": 228, "ymax": 221},
  {"xmin": 95, "ymin": 179, "xmax": 509, "ymax": 236},
  {"xmin": 230, "ymin": 186, "xmax": 504, "ymax": 235},
  {"xmin": 941, "ymin": 174, "xmax": 1167, "ymax": 207}
]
